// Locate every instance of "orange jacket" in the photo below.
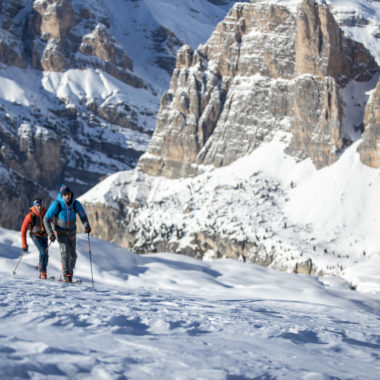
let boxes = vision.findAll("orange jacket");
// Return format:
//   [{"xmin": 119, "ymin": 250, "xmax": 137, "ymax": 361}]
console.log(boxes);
[{"xmin": 21, "ymin": 206, "xmax": 47, "ymax": 249}]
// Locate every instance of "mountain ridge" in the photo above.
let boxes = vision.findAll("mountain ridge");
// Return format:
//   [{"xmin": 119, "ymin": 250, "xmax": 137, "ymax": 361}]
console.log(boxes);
[
  {"xmin": 0, "ymin": 0, "xmax": 240, "ymax": 228},
  {"xmin": 1, "ymin": 0, "xmax": 380, "ymax": 288},
  {"xmin": 80, "ymin": 0, "xmax": 380, "ymax": 286}
]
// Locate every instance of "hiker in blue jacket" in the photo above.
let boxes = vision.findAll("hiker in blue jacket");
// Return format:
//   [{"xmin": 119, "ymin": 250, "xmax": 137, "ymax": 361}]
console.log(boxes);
[{"xmin": 44, "ymin": 184, "xmax": 91, "ymax": 282}]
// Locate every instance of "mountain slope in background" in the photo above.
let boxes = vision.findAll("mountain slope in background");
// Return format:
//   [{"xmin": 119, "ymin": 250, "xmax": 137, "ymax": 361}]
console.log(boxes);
[
  {"xmin": 81, "ymin": 0, "xmax": 380, "ymax": 289},
  {"xmin": 1, "ymin": 0, "xmax": 380, "ymax": 291},
  {"xmin": 0, "ymin": 227, "xmax": 379, "ymax": 378},
  {"xmin": 81, "ymin": 138, "xmax": 380, "ymax": 293},
  {"xmin": 138, "ymin": 0, "xmax": 378, "ymax": 178},
  {"xmin": 0, "ymin": 0, "xmax": 242, "ymax": 228}
]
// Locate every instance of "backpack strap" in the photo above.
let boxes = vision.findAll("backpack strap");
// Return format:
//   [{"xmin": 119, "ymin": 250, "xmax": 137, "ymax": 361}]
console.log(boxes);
[
  {"xmin": 30, "ymin": 213, "xmax": 37, "ymax": 229},
  {"xmin": 56, "ymin": 200, "xmax": 77, "ymax": 214},
  {"xmin": 56, "ymin": 201, "xmax": 61, "ymax": 215}
]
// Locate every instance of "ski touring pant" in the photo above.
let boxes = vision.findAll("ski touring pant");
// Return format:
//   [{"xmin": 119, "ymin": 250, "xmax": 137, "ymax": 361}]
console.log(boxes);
[
  {"xmin": 57, "ymin": 230, "xmax": 77, "ymax": 277},
  {"xmin": 32, "ymin": 235, "xmax": 49, "ymax": 273}
]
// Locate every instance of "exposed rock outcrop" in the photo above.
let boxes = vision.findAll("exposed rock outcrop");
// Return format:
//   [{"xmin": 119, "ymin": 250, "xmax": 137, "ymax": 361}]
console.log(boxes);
[
  {"xmin": 80, "ymin": 201, "xmax": 130, "ymax": 244},
  {"xmin": 30, "ymin": 0, "xmax": 145, "ymax": 87},
  {"xmin": 0, "ymin": 0, "xmax": 27, "ymax": 68},
  {"xmin": 151, "ymin": 26, "xmax": 183, "ymax": 75},
  {"xmin": 296, "ymin": 0, "xmax": 376, "ymax": 85},
  {"xmin": 40, "ymin": 39, "xmax": 66, "ymax": 71},
  {"xmin": 0, "ymin": 0, "xmax": 147, "ymax": 225},
  {"xmin": 0, "ymin": 119, "xmax": 63, "ymax": 189},
  {"xmin": 357, "ymin": 77, "xmax": 380, "ymax": 167},
  {"xmin": 33, "ymin": 0, "xmax": 77, "ymax": 42},
  {"xmin": 0, "ymin": 0, "xmax": 240, "ymax": 231},
  {"xmin": 0, "ymin": 162, "xmax": 51, "ymax": 230},
  {"xmin": 139, "ymin": 0, "xmax": 378, "ymax": 178},
  {"xmin": 0, "ymin": 37, "xmax": 27, "ymax": 68},
  {"xmin": 81, "ymin": 0, "xmax": 380, "ymax": 274},
  {"xmin": 79, "ymin": 25, "xmax": 132, "ymax": 70}
]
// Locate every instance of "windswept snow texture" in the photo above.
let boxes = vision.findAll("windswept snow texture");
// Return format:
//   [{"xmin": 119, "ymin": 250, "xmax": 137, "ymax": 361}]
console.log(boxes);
[{"xmin": 1, "ymin": 228, "xmax": 379, "ymax": 379}]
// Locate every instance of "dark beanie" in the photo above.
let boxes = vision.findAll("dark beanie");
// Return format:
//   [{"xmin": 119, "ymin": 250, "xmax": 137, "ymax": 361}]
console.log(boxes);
[{"xmin": 60, "ymin": 184, "xmax": 71, "ymax": 195}]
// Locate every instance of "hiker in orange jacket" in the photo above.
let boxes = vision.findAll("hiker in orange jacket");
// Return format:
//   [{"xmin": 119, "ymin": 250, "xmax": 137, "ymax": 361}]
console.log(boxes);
[{"xmin": 21, "ymin": 197, "xmax": 49, "ymax": 279}]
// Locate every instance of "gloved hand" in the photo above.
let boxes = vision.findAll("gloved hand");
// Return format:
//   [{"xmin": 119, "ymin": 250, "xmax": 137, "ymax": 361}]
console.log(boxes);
[
  {"xmin": 22, "ymin": 245, "xmax": 28, "ymax": 252},
  {"xmin": 49, "ymin": 233, "xmax": 56, "ymax": 243},
  {"xmin": 85, "ymin": 225, "xmax": 91, "ymax": 234}
]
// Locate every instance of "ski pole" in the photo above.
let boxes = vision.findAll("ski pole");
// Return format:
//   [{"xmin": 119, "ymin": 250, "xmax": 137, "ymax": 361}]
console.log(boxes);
[
  {"xmin": 87, "ymin": 233, "xmax": 94, "ymax": 286},
  {"xmin": 12, "ymin": 250, "xmax": 25, "ymax": 275}
]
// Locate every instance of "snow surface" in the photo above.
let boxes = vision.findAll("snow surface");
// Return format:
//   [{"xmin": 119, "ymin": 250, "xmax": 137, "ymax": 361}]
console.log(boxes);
[
  {"xmin": 1, "ymin": 2, "xmax": 380, "ymax": 376},
  {"xmin": 99, "ymin": 0, "xmax": 240, "ymax": 89},
  {"xmin": 1, "ymin": 227, "xmax": 379, "ymax": 379},
  {"xmin": 81, "ymin": 137, "xmax": 380, "ymax": 296}
]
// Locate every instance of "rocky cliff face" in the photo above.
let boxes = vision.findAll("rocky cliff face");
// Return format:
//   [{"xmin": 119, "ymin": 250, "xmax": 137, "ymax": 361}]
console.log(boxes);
[
  {"xmin": 2, "ymin": 0, "xmax": 234, "ymax": 229},
  {"xmin": 0, "ymin": 0, "xmax": 136, "ymax": 79},
  {"xmin": 0, "ymin": 0, "xmax": 149, "ymax": 227},
  {"xmin": 0, "ymin": 161, "xmax": 51, "ymax": 229},
  {"xmin": 357, "ymin": 77, "xmax": 380, "ymax": 167},
  {"xmin": 0, "ymin": 0, "xmax": 28, "ymax": 68},
  {"xmin": 0, "ymin": 108, "xmax": 61, "ymax": 227},
  {"xmin": 139, "ymin": 0, "xmax": 378, "ymax": 178},
  {"xmin": 30, "ymin": 0, "xmax": 143, "ymax": 87},
  {"xmin": 81, "ymin": 0, "xmax": 380, "ymax": 274}
]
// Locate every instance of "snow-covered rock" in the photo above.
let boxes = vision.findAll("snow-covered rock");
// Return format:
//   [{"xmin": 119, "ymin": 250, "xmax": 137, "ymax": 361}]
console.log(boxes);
[
  {"xmin": 358, "ymin": 77, "xmax": 380, "ymax": 167},
  {"xmin": 81, "ymin": 0, "xmax": 380, "ymax": 286},
  {"xmin": 0, "ymin": 0, "xmax": 240, "ymax": 228},
  {"xmin": 138, "ymin": 0, "xmax": 378, "ymax": 178}
]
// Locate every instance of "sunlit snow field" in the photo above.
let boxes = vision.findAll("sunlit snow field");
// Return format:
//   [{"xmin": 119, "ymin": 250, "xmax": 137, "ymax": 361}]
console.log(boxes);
[{"xmin": 0, "ymin": 228, "xmax": 379, "ymax": 379}]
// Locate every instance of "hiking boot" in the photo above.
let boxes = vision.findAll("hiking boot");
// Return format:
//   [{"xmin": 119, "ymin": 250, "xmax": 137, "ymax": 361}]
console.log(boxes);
[
  {"xmin": 64, "ymin": 274, "xmax": 72, "ymax": 283},
  {"xmin": 40, "ymin": 272, "xmax": 47, "ymax": 279}
]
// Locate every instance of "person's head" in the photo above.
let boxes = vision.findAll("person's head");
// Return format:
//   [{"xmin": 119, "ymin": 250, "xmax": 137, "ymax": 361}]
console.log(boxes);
[
  {"xmin": 33, "ymin": 197, "xmax": 43, "ymax": 212},
  {"xmin": 60, "ymin": 184, "xmax": 72, "ymax": 203}
]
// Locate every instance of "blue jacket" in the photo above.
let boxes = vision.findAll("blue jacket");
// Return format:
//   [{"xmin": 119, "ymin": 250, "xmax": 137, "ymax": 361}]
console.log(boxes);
[{"xmin": 44, "ymin": 193, "xmax": 89, "ymax": 235}]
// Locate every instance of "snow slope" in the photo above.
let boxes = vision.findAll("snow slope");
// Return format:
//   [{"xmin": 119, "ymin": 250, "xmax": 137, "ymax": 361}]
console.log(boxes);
[
  {"xmin": 81, "ymin": 138, "xmax": 380, "ymax": 295},
  {"xmin": 100, "ymin": 0, "xmax": 241, "ymax": 90},
  {"xmin": 0, "ymin": 227, "xmax": 379, "ymax": 379}
]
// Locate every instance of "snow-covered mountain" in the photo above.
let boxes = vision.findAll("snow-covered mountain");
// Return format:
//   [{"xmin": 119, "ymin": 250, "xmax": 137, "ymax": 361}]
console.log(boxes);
[
  {"xmin": 0, "ymin": 0, "xmax": 242, "ymax": 228},
  {"xmin": 1, "ymin": 227, "xmax": 379, "ymax": 378},
  {"xmin": 81, "ymin": 137, "xmax": 380, "ymax": 293},
  {"xmin": 139, "ymin": 0, "xmax": 378, "ymax": 178},
  {"xmin": 1, "ymin": 2, "xmax": 380, "ymax": 377},
  {"xmin": 80, "ymin": 0, "xmax": 380, "ymax": 288},
  {"xmin": 2, "ymin": 0, "xmax": 380, "ymax": 289}
]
